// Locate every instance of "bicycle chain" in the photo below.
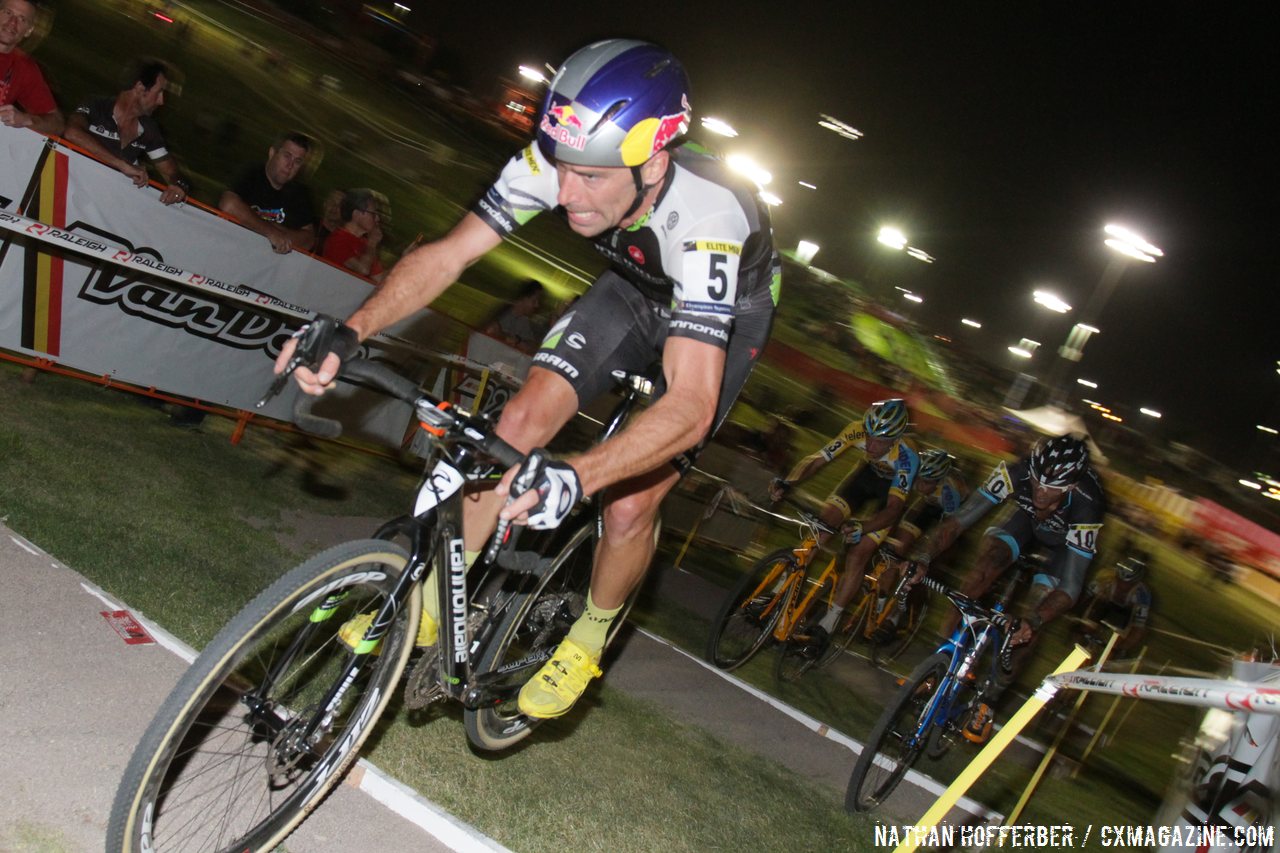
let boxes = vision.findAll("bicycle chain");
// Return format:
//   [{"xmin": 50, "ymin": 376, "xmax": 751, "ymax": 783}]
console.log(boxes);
[{"xmin": 402, "ymin": 609, "xmax": 485, "ymax": 710}]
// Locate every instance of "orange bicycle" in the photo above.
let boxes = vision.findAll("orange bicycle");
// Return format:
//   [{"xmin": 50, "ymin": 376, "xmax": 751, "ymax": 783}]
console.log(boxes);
[
  {"xmin": 804, "ymin": 547, "xmax": 932, "ymax": 674},
  {"xmin": 705, "ymin": 499, "xmax": 846, "ymax": 673}
]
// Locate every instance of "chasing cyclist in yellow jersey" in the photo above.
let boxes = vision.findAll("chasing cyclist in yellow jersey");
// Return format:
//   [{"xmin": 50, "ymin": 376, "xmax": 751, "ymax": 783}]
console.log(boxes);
[{"xmin": 771, "ymin": 398, "xmax": 920, "ymax": 657}]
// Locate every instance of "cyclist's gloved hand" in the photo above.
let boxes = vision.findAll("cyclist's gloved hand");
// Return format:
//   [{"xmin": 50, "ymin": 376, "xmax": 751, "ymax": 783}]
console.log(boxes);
[
  {"xmin": 841, "ymin": 520, "xmax": 863, "ymax": 546},
  {"xmin": 270, "ymin": 314, "xmax": 361, "ymax": 401},
  {"xmin": 768, "ymin": 477, "xmax": 791, "ymax": 503},
  {"xmin": 506, "ymin": 448, "xmax": 582, "ymax": 530},
  {"xmin": 292, "ymin": 314, "xmax": 360, "ymax": 370},
  {"xmin": 1011, "ymin": 613, "xmax": 1039, "ymax": 646}
]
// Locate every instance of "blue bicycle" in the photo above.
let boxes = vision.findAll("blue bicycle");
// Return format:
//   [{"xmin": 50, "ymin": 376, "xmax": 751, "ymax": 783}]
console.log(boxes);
[{"xmin": 844, "ymin": 556, "xmax": 1036, "ymax": 812}]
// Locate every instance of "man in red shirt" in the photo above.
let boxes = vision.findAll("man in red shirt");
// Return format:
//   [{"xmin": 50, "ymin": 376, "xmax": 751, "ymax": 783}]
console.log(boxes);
[{"xmin": 0, "ymin": 0, "xmax": 64, "ymax": 135}]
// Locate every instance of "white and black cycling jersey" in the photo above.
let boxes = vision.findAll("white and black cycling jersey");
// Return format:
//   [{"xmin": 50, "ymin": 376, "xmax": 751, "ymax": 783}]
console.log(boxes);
[{"xmin": 473, "ymin": 141, "xmax": 781, "ymax": 351}]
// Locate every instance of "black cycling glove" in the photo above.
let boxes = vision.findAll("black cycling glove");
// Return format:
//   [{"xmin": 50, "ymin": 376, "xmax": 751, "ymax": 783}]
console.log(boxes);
[
  {"xmin": 509, "ymin": 449, "xmax": 583, "ymax": 530},
  {"xmin": 292, "ymin": 314, "xmax": 360, "ymax": 370}
]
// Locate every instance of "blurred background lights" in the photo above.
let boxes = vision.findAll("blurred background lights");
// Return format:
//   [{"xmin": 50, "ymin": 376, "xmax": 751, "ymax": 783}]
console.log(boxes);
[{"xmin": 700, "ymin": 117, "xmax": 739, "ymax": 137}]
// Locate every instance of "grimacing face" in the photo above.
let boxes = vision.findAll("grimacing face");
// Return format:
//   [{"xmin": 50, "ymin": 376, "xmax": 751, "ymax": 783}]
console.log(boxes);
[{"xmin": 553, "ymin": 152, "xmax": 666, "ymax": 237}]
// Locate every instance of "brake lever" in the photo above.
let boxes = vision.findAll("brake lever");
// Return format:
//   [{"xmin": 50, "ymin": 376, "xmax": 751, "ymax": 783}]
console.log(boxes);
[{"xmin": 256, "ymin": 355, "xmax": 304, "ymax": 408}]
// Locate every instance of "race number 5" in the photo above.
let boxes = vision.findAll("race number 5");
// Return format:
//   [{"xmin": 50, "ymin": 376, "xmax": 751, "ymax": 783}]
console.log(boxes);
[{"xmin": 708, "ymin": 253, "xmax": 729, "ymax": 300}]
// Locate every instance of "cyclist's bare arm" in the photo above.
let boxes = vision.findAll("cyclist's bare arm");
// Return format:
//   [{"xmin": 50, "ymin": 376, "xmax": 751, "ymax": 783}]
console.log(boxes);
[
  {"xmin": 276, "ymin": 213, "xmax": 503, "ymax": 393},
  {"xmin": 782, "ymin": 454, "xmax": 828, "ymax": 486},
  {"xmin": 498, "ymin": 336, "xmax": 724, "ymax": 519}
]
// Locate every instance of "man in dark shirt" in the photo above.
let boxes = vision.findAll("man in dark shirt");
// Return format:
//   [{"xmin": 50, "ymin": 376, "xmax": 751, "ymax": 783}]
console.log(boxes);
[
  {"xmin": 64, "ymin": 58, "xmax": 190, "ymax": 206},
  {"xmin": 219, "ymin": 131, "xmax": 317, "ymax": 254}
]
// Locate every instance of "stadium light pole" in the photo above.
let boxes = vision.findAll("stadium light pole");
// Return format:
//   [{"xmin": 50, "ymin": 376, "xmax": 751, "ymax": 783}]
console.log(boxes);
[{"xmin": 1044, "ymin": 224, "xmax": 1163, "ymax": 407}]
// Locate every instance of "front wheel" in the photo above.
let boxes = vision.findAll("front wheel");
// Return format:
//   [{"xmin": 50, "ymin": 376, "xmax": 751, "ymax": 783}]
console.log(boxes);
[
  {"xmin": 705, "ymin": 548, "xmax": 799, "ymax": 671},
  {"xmin": 845, "ymin": 652, "xmax": 950, "ymax": 813},
  {"xmin": 108, "ymin": 540, "xmax": 417, "ymax": 852}
]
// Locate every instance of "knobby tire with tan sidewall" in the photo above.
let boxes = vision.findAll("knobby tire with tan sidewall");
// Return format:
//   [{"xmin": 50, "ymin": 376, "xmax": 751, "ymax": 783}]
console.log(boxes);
[
  {"xmin": 705, "ymin": 548, "xmax": 800, "ymax": 671},
  {"xmin": 107, "ymin": 540, "xmax": 417, "ymax": 852}
]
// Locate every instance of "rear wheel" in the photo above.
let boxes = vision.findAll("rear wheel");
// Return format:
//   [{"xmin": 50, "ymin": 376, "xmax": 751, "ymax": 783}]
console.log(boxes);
[
  {"xmin": 107, "ymin": 540, "xmax": 415, "ymax": 852},
  {"xmin": 845, "ymin": 652, "xmax": 949, "ymax": 813},
  {"xmin": 705, "ymin": 548, "xmax": 799, "ymax": 671}
]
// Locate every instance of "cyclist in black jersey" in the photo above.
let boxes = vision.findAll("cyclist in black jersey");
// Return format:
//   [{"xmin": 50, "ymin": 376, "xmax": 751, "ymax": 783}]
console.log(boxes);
[
  {"xmin": 277, "ymin": 39, "xmax": 779, "ymax": 721},
  {"xmin": 906, "ymin": 434, "xmax": 1106, "ymax": 740}
]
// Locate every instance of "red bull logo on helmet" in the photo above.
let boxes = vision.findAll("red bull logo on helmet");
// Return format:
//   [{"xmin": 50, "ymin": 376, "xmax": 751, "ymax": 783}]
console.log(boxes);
[
  {"xmin": 541, "ymin": 101, "xmax": 588, "ymax": 151},
  {"xmin": 620, "ymin": 94, "xmax": 691, "ymax": 167}
]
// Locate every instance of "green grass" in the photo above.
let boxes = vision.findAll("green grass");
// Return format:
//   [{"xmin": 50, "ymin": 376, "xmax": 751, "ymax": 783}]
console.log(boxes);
[{"xmin": 0, "ymin": 363, "xmax": 886, "ymax": 851}]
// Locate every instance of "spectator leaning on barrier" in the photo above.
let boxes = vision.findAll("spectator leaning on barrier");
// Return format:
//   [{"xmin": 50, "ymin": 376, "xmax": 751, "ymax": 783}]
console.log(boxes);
[
  {"xmin": 63, "ymin": 58, "xmax": 191, "ymax": 205},
  {"xmin": 322, "ymin": 188, "xmax": 388, "ymax": 282},
  {"xmin": 219, "ymin": 130, "xmax": 317, "ymax": 254},
  {"xmin": 0, "ymin": 0, "xmax": 63, "ymax": 134},
  {"xmin": 314, "ymin": 187, "xmax": 343, "ymax": 248}
]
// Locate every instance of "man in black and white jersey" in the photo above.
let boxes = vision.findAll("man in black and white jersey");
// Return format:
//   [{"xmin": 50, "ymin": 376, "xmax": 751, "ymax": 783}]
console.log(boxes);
[{"xmin": 277, "ymin": 39, "xmax": 779, "ymax": 720}]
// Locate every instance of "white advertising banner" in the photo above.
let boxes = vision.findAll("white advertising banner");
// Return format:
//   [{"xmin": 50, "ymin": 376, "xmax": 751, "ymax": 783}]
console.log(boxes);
[{"xmin": 0, "ymin": 126, "xmax": 466, "ymax": 446}]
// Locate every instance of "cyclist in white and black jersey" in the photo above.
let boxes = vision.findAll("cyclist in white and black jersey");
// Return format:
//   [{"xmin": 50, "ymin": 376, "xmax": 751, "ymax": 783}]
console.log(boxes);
[{"xmin": 278, "ymin": 39, "xmax": 779, "ymax": 721}]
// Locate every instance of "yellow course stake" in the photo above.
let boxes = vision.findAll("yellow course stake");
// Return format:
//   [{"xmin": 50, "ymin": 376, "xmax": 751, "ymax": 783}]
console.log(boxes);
[
  {"xmin": 892, "ymin": 645, "xmax": 1092, "ymax": 853},
  {"xmin": 1005, "ymin": 635, "xmax": 1115, "ymax": 826}
]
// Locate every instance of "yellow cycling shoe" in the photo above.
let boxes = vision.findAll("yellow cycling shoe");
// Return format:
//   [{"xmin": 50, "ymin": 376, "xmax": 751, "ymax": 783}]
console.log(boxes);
[
  {"xmin": 517, "ymin": 638, "xmax": 603, "ymax": 719},
  {"xmin": 338, "ymin": 609, "xmax": 438, "ymax": 654}
]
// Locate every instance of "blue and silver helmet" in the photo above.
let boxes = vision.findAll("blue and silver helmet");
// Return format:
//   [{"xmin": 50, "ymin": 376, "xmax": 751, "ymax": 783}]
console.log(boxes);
[
  {"xmin": 918, "ymin": 449, "xmax": 955, "ymax": 480},
  {"xmin": 863, "ymin": 398, "xmax": 909, "ymax": 439},
  {"xmin": 537, "ymin": 39, "xmax": 691, "ymax": 168}
]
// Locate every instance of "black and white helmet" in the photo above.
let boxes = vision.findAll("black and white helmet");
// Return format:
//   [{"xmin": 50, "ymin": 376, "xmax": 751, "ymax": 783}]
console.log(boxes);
[{"xmin": 1028, "ymin": 434, "xmax": 1089, "ymax": 487}]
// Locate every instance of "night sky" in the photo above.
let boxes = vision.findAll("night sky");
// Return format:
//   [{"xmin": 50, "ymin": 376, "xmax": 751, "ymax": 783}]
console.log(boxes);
[{"xmin": 422, "ymin": 2, "xmax": 1275, "ymax": 472}]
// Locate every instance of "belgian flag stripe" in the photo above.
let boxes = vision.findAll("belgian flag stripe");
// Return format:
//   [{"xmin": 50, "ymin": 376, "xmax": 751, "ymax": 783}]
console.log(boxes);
[{"xmin": 22, "ymin": 151, "xmax": 68, "ymax": 355}]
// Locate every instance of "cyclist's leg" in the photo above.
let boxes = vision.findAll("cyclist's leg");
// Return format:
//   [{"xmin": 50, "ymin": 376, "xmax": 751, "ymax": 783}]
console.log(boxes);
[{"xmin": 814, "ymin": 468, "xmax": 881, "ymax": 633}]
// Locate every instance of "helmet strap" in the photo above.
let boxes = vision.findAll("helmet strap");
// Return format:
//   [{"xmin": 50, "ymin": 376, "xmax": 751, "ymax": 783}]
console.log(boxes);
[{"xmin": 621, "ymin": 166, "xmax": 648, "ymax": 221}]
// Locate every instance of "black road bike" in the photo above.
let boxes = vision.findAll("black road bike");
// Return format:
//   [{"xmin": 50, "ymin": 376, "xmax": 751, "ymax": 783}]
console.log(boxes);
[{"xmin": 107, "ymin": 356, "xmax": 650, "ymax": 852}]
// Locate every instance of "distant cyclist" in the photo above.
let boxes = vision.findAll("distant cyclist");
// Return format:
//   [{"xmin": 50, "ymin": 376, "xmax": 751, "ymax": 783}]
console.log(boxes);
[
  {"xmin": 891, "ymin": 449, "xmax": 968, "ymax": 557},
  {"xmin": 906, "ymin": 433, "xmax": 1106, "ymax": 741},
  {"xmin": 770, "ymin": 398, "xmax": 920, "ymax": 656},
  {"xmin": 1073, "ymin": 553, "xmax": 1152, "ymax": 655},
  {"xmin": 874, "ymin": 448, "xmax": 968, "ymax": 641}
]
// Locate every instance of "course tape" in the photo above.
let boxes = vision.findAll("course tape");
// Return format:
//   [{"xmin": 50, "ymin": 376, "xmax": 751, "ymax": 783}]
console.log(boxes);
[{"xmin": 1050, "ymin": 670, "xmax": 1280, "ymax": 714}]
